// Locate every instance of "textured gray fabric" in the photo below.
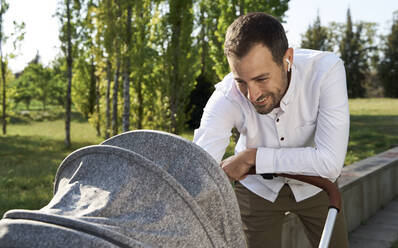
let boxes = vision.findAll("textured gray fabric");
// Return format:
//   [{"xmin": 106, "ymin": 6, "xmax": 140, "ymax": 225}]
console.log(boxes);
[
  {"xmin": 0, "ymin": 131, "xmax": 246, "ymax": 248},
  {"xmin": 101, "ymin": 130, "xmax": 246, "ymax": 247}
]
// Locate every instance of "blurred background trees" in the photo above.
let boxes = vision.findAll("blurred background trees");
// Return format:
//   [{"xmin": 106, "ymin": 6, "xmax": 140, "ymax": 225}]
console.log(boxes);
[
  {"xmin": 2, "ymin": 0, "xmax": 398, "ymax": 144},
  {"xmin": 379, "ymin": 10, "xmax": 398, "ymax": 98}
]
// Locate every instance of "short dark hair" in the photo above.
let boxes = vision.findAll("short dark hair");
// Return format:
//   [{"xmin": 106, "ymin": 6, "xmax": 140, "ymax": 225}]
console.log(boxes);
[{"xmin": 224, "ymin": 12, "xmax": 288, "ymax": 66}]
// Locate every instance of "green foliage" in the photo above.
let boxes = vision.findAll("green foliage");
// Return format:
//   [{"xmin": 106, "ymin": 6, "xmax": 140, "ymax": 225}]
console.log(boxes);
[
  {"xmin": 11, "ymin": 72, "xmax": 35, "ymax": 109},
  {"xmin": 209, "ymin": 0, "xmax": 289, "ymax": 80},
  {"xmin": 338, "ymin": 9, "xmax": 376, "ymax": 98},
  {"xmin": 379, "ymin": 11, "xmax": 398, "ymax": 98},
  {"xmin": 10, "ymin": 57, "xmax": 66, "ymax": 111},
  {"xmin": 48, "ymin": 57, "xmax": 67, "ymax": 106},
  {"xmin": 57, "ymin": 0, "xmax": 84, "ymax": 57},
  {"xmin": 301, "ymin": 13, "xmax": 333, "ymax": 51},
  {"xmin": 72, "ymin": 56, "xmax": 93, "ymax": 117},
  {"xmin": 50, "ymin": 1, "xmax": 292, "ymax": 137},
  {"xmin": 162, "ymin": 0, "xmax": 199, "ymax": 133},
  {"xmin": 0, "ymin": 0, "xmax": 25, "ymax": 135},
  {"xmin": 12, "ymin": 1, "xmax": 290, "ymax": 139}
]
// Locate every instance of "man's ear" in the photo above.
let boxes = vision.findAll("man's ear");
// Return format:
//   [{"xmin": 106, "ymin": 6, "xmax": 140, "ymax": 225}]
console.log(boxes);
[{"xmin": 284, "ymin": 48, "xmax": 294, "ymax": 72}]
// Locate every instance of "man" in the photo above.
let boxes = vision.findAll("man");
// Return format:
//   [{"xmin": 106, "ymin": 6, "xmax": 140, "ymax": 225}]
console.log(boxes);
[{"xmin": 193, "ymin": 12, "xmax": 349, "ymax": 248}]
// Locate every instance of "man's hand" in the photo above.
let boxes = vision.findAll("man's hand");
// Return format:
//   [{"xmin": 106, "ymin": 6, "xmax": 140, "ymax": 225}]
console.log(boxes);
[{"xmin": 221, "ymin": 148, "xmax": 257, "ymax": 181}]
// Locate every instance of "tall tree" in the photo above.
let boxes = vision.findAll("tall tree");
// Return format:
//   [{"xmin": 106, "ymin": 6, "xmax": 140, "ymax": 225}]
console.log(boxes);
[
  {"xmin": 187, "ymin": 0, "xmax": 217, "ymax": 129},
  {"xmin": 14, "ymin": 60, "xmax": 52, "ymax": 110},
  {"xmin": 74, "ymin": 0, "xmax": 101, "ymax": 135},
  {"xmin": 0, "ymin": 0, "xmax": 24, "ymax": 135},
  {"xmin": 130, "ymin": 0, "xmax": 155, "ymax": 130},
  {"xmin": 112, "ymin": 57, "xmax": 121, "ymax": 135},
  {"xmin": 115, "ymin": 1, "xmax": 133, "ymax": 133},
  {"xmin": 301, "ymin": 12, "xmax": 333, "ymax": 51},
  {"xmin": 339, "ymin": 8, "xmax": 368, "ymax": 98},
  {"xmin": 105, "ymin": 59, "xmax": 112, "ymax": 138},
  {"xmin": 93, "ymin": 0, "xmax": 127, "ymax": 136},
  {"xmin": 65, "ymin": 0, "xmax": 74, "ymax": 147},
  {"xmin": 379, "ymin": 11, "xmax": 398, "ymax": 97},
  {"xmin": 164, "ymin": 0, "xmax": 199, "ymax": 133},
  {"xmin": 88, "ymin": 2, "xmax": 101, "ymax": 137},
  {"xmin": 57, "ymin": 0, "xmax": 83, "ymax": 147},
  {"xmin": 0, "ymin": 1, "xmax": 8, "ymax": 136}
]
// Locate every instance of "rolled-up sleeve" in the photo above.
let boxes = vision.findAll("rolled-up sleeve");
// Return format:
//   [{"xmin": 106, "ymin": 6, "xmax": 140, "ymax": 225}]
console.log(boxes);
[
  {"xmin": 256, "ymin": 60, "xmax": 350, "ymax": 180},
  {"xmin": 193, "ymin": 90, "xmax": 242, "ymax": 163}
]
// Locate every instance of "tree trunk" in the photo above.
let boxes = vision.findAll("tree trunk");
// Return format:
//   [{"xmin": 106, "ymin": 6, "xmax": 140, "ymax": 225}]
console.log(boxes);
[
  {"xmin": 0, "ymin": 6, "xmax": 6, "ymax": 135},
  {"xmin": 88, "ymin": 56, "xmax": 96, "ymax": 115},
  {"xmin": 239, "ymin": 0, "xmax": 245, "ymax": 16},
  {"xmin": 65, "ymin": 0, "xmax": 72, "ymax": 148},
  {"xmin": 122, "ymin": 5, "xmax": 132, "ymax": 132},
  {"xmin": 137, "ymin": 6, "xmax": 144, "ymax": 130},
  {"xmin": 137, "ymin": 80, "xmax": 142, "ymax": 130},
  {"xmin": 112, "ymin": 57, "xmax": 120, "ymax": 136},
  {"xmin": 170, "ymin": 15, "xmax": 181, "ymax": 134},
  {"xmin": 1, "ymin": 59, "xmax": 6, "ymax": 135},
  {"xmin": 199, "ymin": 4, "xmax": 206, "ymax": 76},
  {"xmin": 95, "ymin": 73, "xmax": 100, "ymax": 137},
  {"xmin": 105, "ymin": 59, "xmax": 111, "ymax": 139}
]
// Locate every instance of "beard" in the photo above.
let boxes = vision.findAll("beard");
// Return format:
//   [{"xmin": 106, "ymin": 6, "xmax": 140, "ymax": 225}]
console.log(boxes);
[
  {"xmin": 252, "ymin": 70, "xmax": 289, "ymax": 115},
  {"xmin": 253, "ymin": 93, "xmax": 278, "ymax": 114}
]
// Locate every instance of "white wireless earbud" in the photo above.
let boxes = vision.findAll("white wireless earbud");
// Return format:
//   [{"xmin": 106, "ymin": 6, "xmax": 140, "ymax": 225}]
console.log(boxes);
[{"xmin": 285, "ymin": 59, "xmax": 291, "ymax": 72}]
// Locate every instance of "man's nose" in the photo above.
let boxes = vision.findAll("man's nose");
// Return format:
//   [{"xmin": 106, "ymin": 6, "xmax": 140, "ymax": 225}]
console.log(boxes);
[{"xmin": 247, "ymin": 84, "xmax": 262, "ymax": 102}]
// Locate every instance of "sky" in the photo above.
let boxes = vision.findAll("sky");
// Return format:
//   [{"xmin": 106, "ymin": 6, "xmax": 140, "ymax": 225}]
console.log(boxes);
[{"xmin": 3, "ymin": 0, "xmax": 398, "ymax": 73}]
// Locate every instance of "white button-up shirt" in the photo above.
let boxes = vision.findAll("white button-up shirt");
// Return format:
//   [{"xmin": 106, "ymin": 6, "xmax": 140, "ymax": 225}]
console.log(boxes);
[{"xmin": 193, "ymin": 49, "xmax": 350, "ymax": 202}]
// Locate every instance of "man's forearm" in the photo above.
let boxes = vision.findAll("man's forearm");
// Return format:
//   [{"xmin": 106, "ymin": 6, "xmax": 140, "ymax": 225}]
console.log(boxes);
[{"xmin": 221, "ymin": 148, "xmax": 257, "ymax": 181}]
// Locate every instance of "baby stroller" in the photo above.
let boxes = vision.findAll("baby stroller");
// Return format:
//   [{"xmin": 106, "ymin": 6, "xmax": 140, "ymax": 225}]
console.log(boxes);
[{"xmin": 0, "ymin": 130, "xmax": 340, "ymax": 248}]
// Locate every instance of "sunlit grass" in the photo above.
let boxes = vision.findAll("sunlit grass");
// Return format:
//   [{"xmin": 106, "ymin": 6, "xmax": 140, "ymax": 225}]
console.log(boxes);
[
  {"xmin": 0, "ymin": 114, "xmax": 103, "ymax": 217},
  {"xmin": 349, "ymin": 98, "xmax": 398, "ymax": 116},
  {"xmin": 346, "ymin": 98, "xmax": 398, "ymax": 165},
  {"xmin": 7, "ymin": 119, "xmax": 103, "ymax": 143}
]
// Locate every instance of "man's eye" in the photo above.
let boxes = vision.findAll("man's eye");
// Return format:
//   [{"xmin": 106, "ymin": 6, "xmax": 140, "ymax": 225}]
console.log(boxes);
[{"xmin": 257, "ymin": 78, "xmax": 267, "ymax": 82}]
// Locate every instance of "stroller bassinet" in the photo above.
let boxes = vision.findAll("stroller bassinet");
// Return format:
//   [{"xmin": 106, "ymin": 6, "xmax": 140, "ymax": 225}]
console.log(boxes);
[{"xmin": 0, "ymin": 130, "xmax": 246, "ymax": 248}]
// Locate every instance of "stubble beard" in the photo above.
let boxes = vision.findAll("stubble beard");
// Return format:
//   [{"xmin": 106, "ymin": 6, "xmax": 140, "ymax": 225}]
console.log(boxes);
[
  {"xmin": 253, "ymin": 70, "xmax": 288, "ymax": 115},
  {"xmin": 253, "ymin": 93, "xmax": 277, "ymax": 115}
]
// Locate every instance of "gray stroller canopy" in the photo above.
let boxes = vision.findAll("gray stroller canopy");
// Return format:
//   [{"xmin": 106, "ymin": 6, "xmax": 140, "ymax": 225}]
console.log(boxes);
[{"xmin": 0, "ymin": 130, "xmax": 246, "ymax": 248}]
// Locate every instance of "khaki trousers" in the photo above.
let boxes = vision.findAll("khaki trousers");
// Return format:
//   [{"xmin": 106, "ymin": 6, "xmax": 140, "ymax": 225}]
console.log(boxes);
[{"xmin": 234, "ymin": 182, "xmax": 349, "ymax": 248}]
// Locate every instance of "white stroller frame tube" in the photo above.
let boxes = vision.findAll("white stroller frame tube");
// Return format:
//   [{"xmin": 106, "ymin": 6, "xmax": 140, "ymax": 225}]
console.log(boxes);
[{"xmin": 319, "ymin": 207, "xmax": 338, "ymax": 248}]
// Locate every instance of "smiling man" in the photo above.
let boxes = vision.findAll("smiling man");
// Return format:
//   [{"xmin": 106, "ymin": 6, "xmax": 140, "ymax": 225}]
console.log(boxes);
[{"xmin": 193, "ymin": 12, "xmax": 350, "ymax": 247}]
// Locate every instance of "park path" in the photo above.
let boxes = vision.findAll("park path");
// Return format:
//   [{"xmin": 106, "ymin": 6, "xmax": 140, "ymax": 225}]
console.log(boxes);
[{"xmin": 349, "ymin": 197, "xmax": 398, "ymax": 248}]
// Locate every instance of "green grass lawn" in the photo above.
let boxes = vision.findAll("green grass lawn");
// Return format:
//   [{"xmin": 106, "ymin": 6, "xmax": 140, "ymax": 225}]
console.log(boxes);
[
  {"xmin": 0, "ymin": 98, "xmax": 398, "ymax": 217},
  {"xmin": 346, "ymin": 98, "xmax": 398, "ymax": 165},
  {"xmin": 0, "ymin": 114, "xmax": 103, "ymax": 217}
]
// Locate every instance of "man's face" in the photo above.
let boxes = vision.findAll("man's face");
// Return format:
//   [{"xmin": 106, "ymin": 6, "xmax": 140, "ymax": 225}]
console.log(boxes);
[{"xmin": 227, "ymin": 44, "xmax": 290, "ymax": 115}]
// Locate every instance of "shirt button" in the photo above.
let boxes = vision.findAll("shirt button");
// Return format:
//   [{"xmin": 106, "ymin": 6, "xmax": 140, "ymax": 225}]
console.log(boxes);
[
  {"xmin": 276, "ymin": 118, "xmax": 280, "ymax": 122},
  {"xmin": 280, "ymin": 137, "xmax": 285, "ymax": 141}
]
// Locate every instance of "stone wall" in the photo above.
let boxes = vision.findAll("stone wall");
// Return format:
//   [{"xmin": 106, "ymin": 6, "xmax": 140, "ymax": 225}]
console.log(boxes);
[{"xmin": 281, "ymin": 146, "xmax": 398, "ymax": 247}]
